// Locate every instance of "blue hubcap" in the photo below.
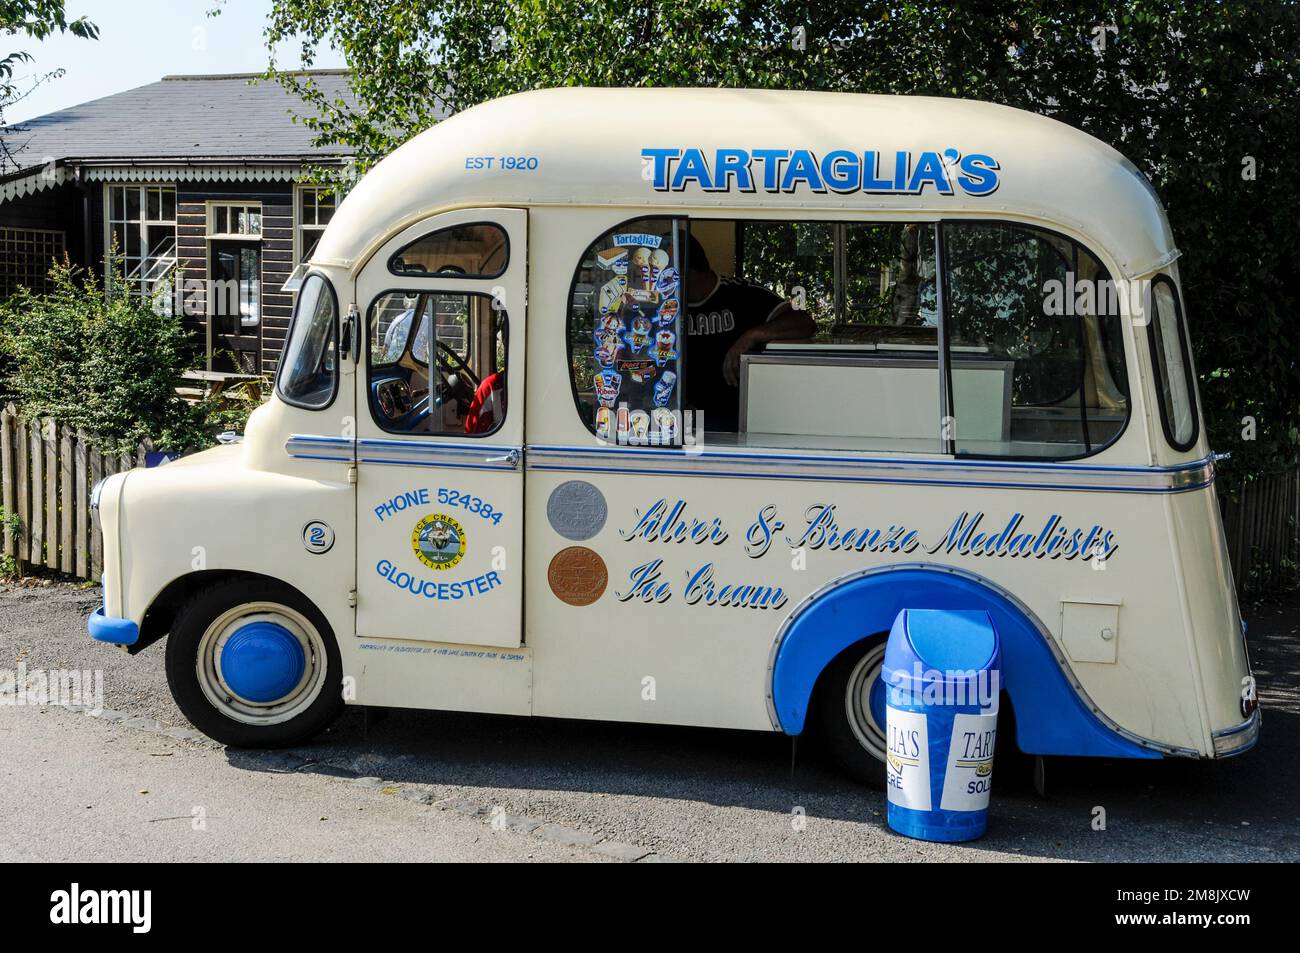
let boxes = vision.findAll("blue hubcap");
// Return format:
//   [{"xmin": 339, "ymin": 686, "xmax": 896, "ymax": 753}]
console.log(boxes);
[{"xmin": 218, "ymin": 621, "xmax": 307, "ymax": 704}]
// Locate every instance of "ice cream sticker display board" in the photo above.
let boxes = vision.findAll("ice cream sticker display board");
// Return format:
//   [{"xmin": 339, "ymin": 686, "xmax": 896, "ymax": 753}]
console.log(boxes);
[{"xmin": 580, "ymin": 222, "xmax": 684, "ymax": 443}]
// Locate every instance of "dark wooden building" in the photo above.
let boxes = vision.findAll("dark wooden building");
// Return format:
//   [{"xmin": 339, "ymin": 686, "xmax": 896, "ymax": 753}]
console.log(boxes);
[{"xmin": 0, "ymin": 71, "xmax": 354, "ymax": 374}]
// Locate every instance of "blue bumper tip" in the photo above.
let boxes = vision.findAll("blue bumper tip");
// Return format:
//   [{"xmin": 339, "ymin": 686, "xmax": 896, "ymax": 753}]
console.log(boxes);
[{"xmin": 89, "ymin": 606, "xmax": 139, "ymax": 647}]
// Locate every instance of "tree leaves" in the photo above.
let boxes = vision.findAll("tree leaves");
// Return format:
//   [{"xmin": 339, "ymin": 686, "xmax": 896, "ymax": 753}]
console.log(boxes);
[
  {"xmin": 265, "ymin": 0, "xmax": 1300, "ymax": 473},
  {"xmin": 1, "ymin": 0, "xmax": 98, "ymax": 169}
]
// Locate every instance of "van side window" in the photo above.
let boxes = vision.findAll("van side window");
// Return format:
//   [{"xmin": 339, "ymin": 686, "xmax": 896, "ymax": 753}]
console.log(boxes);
[
  {"xmin": 1147, "ymin": 275, "xmax": 1198, "ymax": 451},
  {"xmin": 276, "ymin": 273, "xmax": 338, "ymax": 409},
  {"xmin": 941, "ymin": 222, "xmax": 1129, "ymax": 458},
  {"xmin": 739, "ymin": 221, "xmax": 939, "ymax": 333},
  {"xmin": 728, "ymin": 220, "xmax": 942, "ymax": 447},
  {"xmin": 567, "ymin": 217, "xmax": 942, "ymax": 451},
  {"xmin": 565, "ymin": 217, "xmax": 1129, "ymax": 460},
  {"xmin": 566, "ymin": 217, "xmax": 686, "ymax": 442},
  {"xmin": 367, "ymin": 291, "xmax": 508, "ymax": 436},
  {"xmin": 389, "ymin": 223, "xmax": 508, "ymax": 278}
]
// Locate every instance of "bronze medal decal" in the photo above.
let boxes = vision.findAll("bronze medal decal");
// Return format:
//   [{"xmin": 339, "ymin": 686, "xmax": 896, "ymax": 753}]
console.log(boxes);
[{"xmin": 547, "ymin": 546, "xmax": 608, "ymax": 606}]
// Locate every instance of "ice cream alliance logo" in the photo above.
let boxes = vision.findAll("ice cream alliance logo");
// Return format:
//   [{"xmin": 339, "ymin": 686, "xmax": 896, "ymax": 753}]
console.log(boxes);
[{"xmin": 412, "ymin": 514, "xmax": 467, "ymax": 571}]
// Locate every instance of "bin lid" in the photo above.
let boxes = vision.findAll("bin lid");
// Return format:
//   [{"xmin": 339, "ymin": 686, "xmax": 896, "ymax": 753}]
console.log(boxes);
[{"xmin": 883, "ymin": 608, "xmax": 1000, "ymax": 690}]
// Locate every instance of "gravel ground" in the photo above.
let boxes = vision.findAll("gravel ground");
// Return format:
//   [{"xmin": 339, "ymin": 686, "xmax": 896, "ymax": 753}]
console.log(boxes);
[
  {"xmin": 0, "ymin": 710, "xmax": 603, "ymax": 862},
  {"xmin": 2, "ymin": 578, "xmax": 1297, "ymax": 862}
]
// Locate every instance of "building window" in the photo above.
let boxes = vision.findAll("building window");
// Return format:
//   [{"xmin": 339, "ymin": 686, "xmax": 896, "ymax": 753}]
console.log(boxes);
[
  {"xmin": 0, "ymin": 227, "xmax": 65, "ymax": 297},
  {"xmin": 296, "ymin": 185, "xmax": 335, "ymax": 263},
  {"xmin": 106, "ymin": 185, "xmax": 177, "ymax": 304},
  {"xmin": 207, "ymin": 202, "xmax": 263, "ymax": 239}
]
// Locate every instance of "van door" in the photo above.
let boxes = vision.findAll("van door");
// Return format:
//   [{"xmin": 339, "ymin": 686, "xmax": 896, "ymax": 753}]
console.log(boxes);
[{"xmin": 353, "ymin": 208, "xmax": 526, "ymax": 647}]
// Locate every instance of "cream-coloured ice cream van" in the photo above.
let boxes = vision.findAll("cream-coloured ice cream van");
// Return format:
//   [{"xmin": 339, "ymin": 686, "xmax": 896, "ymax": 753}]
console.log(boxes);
[{"xmin": 88, "ymin": 88, "xmax": 1258, "ymax": 779}]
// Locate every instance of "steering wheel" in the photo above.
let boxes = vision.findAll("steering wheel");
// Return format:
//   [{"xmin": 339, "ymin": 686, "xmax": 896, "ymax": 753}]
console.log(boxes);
[
  {"xmin": 390, "ymin": 342, "xmax": 482, "ymax": 431},
  {"xmin": 436, "ymin": 340, "xmax": 481, "ymax": 395}
]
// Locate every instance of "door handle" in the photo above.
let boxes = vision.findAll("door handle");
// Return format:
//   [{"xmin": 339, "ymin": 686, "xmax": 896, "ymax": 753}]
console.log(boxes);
[{"xmin": 485, "ymin": 449, "xmax": 520, "ymax": 468}]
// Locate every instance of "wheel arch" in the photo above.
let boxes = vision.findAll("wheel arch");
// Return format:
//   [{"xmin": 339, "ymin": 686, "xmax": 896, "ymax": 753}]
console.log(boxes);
[
  {"xmin": 132, "ymin": 570, "xmax": 320, "ymax": 656},
  {"xmin": 767, "ymin": 562, "xmax": 1163, "ymax": 759}
]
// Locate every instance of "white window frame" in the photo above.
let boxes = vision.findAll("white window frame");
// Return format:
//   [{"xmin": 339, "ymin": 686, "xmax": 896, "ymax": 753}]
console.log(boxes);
[
  {"xmin": 206, "ymin": 201, "xmax": 264, "ymax": 240},
  {"xmin": 294, "ymin": 184, "xmax": 335, "ymax": 264},
  {"xmin": 103, "ymin": 184, "xmax": 177, "ymax": 306}
]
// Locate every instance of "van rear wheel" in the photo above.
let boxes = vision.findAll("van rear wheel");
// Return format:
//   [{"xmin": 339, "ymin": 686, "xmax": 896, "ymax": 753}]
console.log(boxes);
[
  {"xmin": 165, "ymin": 578, "xmax": 344, "ymax": 748},
  {"xmin": 814, "ymin": 638, "xmax": 889, "ymax": 786}
]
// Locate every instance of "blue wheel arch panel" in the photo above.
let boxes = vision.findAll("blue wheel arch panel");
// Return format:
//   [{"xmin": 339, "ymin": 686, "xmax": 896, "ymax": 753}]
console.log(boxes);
[{"xmin": 768, "ymin": 564, "xmax": 1160, "ymax": 759}]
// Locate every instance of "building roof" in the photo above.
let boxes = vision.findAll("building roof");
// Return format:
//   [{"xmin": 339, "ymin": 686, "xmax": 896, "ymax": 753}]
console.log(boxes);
[
  {"xmin": 315, "ymin": 87, "xmax": 1176, "ymax": 280},
  {"xmin": 0, "ymin": 70, "xmax": 354, "ymax": 172}
]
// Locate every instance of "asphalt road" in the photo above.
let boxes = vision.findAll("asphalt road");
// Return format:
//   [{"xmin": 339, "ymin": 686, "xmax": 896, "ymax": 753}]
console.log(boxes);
[{"xmin": 2, "ymin": 580, "xmax": 1298, "ymax": 862}]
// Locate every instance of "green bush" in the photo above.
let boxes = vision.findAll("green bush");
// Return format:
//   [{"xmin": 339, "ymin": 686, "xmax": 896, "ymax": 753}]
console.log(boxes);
[
  {"xmin": 202, "ymin": 373, "xmax": 272, "ymax": 436},
  {"xmin": 0, "ymin": 258, "xmax": 219, "ymax": 455}
]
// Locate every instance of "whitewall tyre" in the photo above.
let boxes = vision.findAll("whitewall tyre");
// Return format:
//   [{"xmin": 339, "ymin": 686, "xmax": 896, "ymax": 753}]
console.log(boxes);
[{"xmin": 165, "ymin": 578, "xmax": 344, "ymax": 748}]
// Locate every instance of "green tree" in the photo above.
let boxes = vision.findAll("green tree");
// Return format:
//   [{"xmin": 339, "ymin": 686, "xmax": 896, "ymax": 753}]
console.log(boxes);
[
  {"xmin": 266, "ymin": 0, "xmax": 1300, "ymax": 474},
  {"xmin": 1, "ymin": 0, "xmax": 98, "ymax": 170}
]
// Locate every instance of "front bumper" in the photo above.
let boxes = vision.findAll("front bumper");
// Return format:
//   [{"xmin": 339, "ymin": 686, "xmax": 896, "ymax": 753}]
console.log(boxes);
[{"xmin": 88, "ymin": 605, "xmax": 139, "ymax": 647}]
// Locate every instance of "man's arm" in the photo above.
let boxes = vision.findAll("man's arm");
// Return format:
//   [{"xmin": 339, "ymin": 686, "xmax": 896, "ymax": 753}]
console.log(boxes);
[{"xmin": 723, "ymin": 301, "xmax": 817, "ymax": 386}]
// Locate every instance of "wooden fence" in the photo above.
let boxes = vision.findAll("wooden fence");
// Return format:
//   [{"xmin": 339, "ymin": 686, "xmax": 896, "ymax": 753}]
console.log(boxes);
[
  {"xmin": 1221, "ymin": 465, "xmax": 1300, "ymax": 597},
  {"xmin": 0, "ymin": 403, "xmax": 150, "ymax": 581}
]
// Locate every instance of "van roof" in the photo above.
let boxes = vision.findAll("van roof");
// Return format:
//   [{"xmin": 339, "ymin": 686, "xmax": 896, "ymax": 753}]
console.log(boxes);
[{"xmin": 314, "ymin": 87, "xmax": 1177, "ymax": 279}]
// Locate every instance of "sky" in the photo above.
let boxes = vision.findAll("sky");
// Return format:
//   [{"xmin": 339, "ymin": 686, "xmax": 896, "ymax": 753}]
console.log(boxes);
[{"xmin": 5, "ymin": 0, "xmax": 346, "ymax": 123}]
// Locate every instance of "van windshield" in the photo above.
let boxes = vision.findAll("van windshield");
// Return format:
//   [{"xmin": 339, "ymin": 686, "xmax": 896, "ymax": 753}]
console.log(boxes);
[{"xmin": 276, "ymin": 274, "xmax": 338, "ymax": 409}]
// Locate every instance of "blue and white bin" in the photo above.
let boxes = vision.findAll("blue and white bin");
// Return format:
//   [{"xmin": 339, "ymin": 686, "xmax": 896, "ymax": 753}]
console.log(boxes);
[{"xmin": 883, "ymin": 608, "xmax": 1002, "ymax": 843}]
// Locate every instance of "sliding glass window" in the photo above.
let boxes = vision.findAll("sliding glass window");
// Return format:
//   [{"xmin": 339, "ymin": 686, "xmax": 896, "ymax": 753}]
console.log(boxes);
[{"xmin": 940, "ymin": 222, "xmax": 1129, "ymax": 459}]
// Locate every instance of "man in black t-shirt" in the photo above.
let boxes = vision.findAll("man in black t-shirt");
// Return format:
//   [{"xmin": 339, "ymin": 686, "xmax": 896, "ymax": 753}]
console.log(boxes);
[{"xmin": 683, "ymin": 234, "xmax": 816, "ymax": 432}]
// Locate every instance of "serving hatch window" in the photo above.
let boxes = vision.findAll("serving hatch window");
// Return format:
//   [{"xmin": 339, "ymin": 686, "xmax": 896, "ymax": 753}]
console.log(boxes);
[
  {"xmin": 566, "ymin": 215, "xmax": 1131, "ymax": 460},
  {"xmin": 739, "ymin": 220, "xmax": 939, "ymax": 335},
  {"xmin": 566, "ymin": 217, "xmax": 942, "ymax": 450}
]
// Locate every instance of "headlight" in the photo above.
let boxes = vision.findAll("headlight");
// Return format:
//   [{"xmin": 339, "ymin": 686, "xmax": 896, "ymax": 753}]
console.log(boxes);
[{"xmin": 90, "ymin": 476, "xmax": 108, "ymax": 511}]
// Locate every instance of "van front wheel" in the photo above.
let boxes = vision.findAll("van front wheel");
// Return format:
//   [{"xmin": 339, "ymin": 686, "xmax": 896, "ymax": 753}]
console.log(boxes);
[
  {"xmin": 165, "ymin": 578, "xmax": 344, "ymax": 748},
  {"xmin": 814, "ymin": 638, "xmax": 889, "ymax": 786}
]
